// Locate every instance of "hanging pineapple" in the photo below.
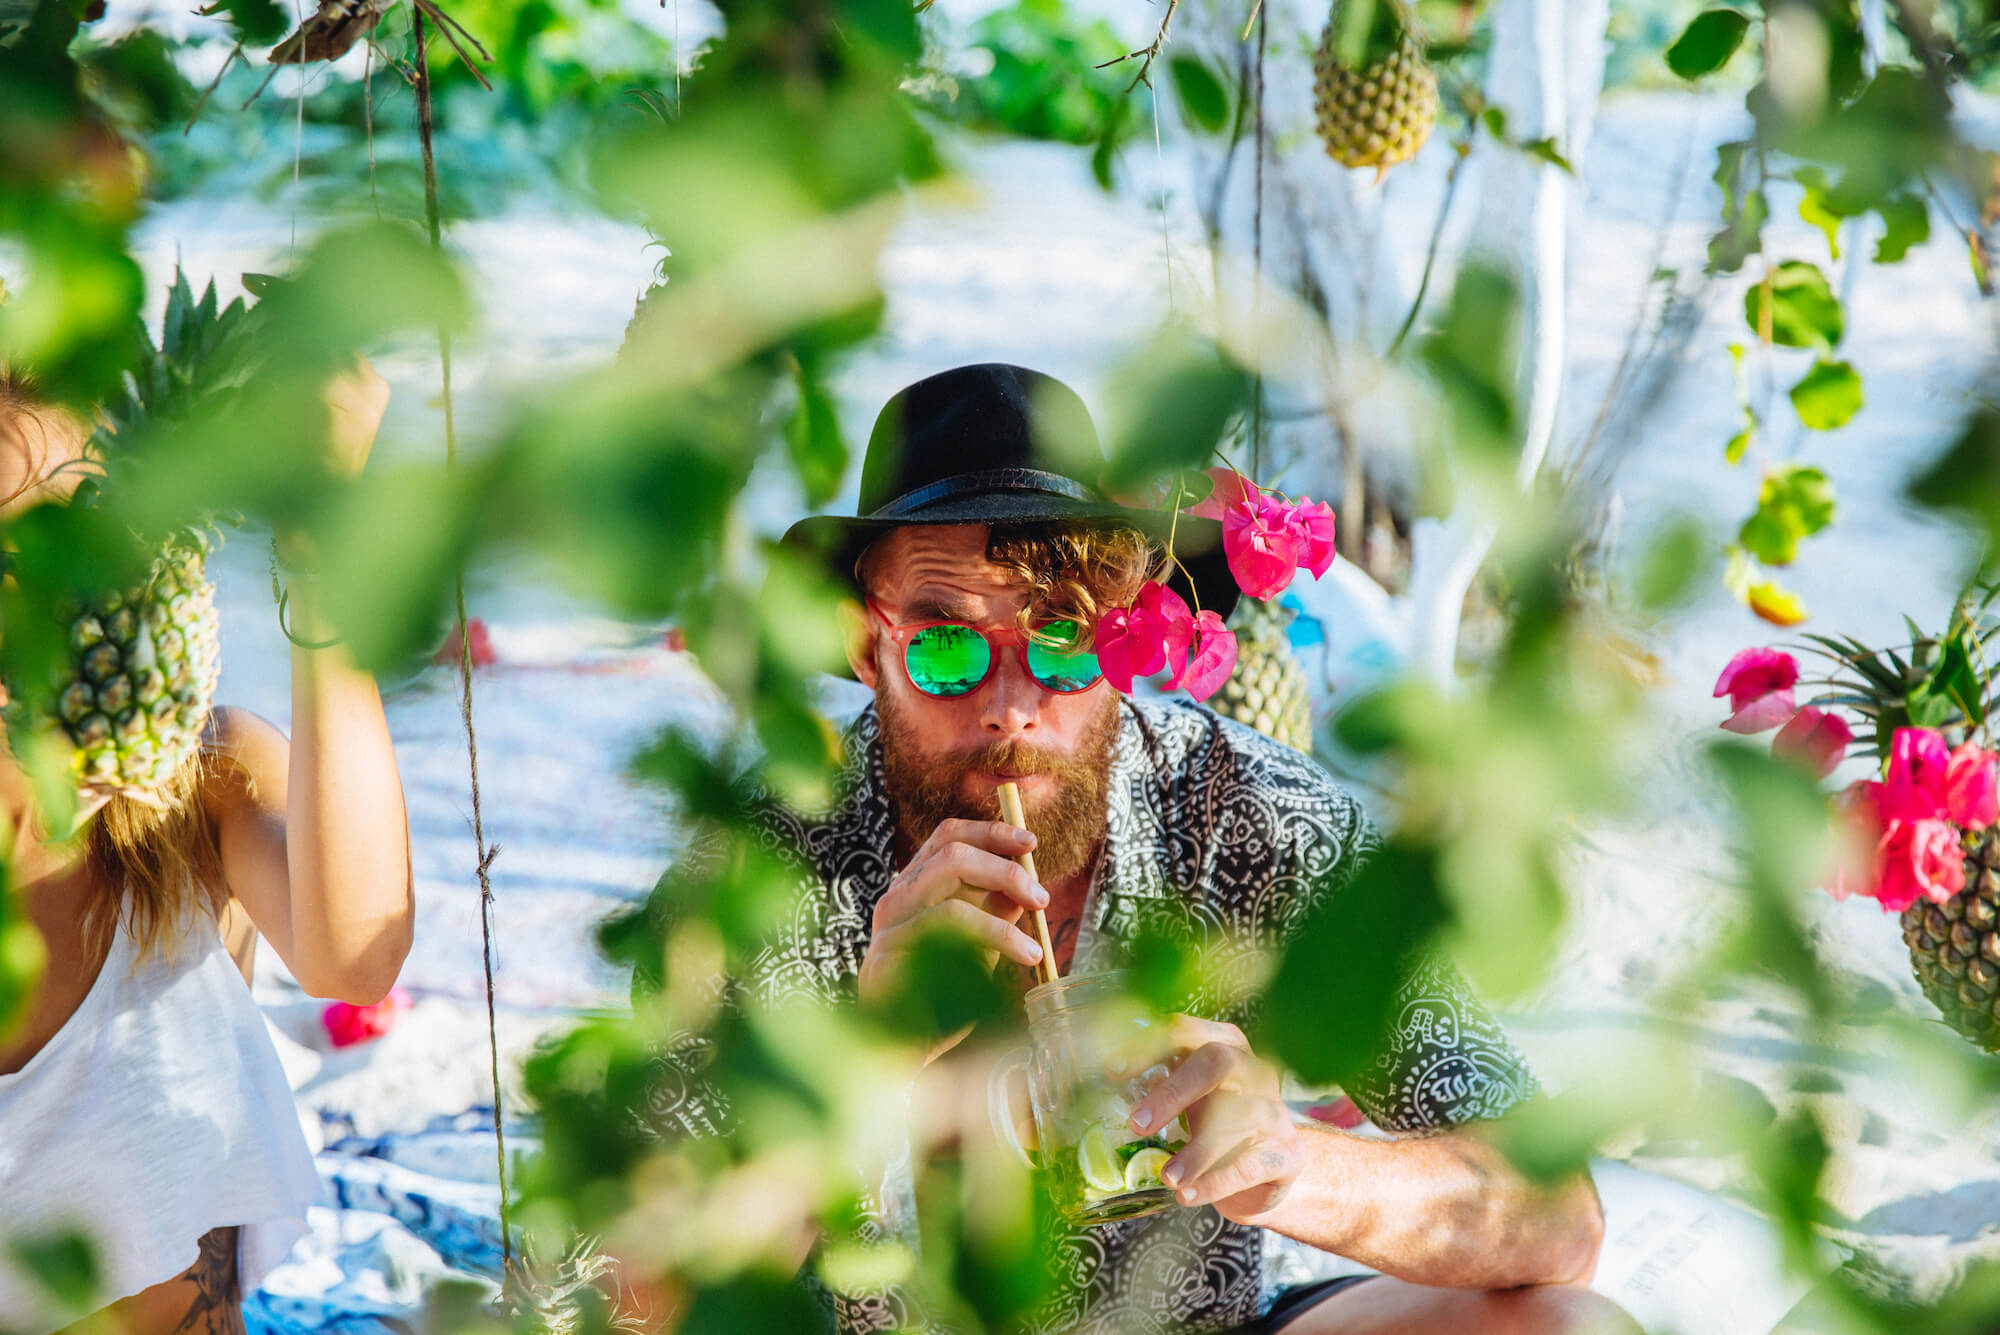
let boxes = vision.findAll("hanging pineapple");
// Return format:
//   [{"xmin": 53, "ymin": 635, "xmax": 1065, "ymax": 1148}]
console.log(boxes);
[
  {"xmin": 52, "ymin": 531, "xmax": 223, "ymax": 799},
  {"xmin": 1209, "ymin": 598, "xmax": 1315, "ymax": 753},
  {"xmin": 1311, "ymin": 0, "xmax": 1439, "ymax": 175},
  {"xmin": 3, "ymin": 270, "xmax": 256, "ymax": 806}
]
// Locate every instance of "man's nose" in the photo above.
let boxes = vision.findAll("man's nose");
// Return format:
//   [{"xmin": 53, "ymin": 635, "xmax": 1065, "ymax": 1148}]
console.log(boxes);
[{"xmin": 980, "ymin": 652, "xmax": 1042, "ymax": 736}]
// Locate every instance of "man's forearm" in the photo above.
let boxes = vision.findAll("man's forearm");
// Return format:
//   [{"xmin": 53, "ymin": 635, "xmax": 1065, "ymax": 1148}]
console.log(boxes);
[{"xmin": 1247, "ymin": 1124, "xmax": 1604, "ymax": 1291}]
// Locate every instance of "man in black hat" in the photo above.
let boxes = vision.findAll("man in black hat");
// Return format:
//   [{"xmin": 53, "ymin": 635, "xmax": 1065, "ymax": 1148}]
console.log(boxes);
[{"xmin": 658, "ymin": 364, "xmax": 1637, "ymax": 1334}]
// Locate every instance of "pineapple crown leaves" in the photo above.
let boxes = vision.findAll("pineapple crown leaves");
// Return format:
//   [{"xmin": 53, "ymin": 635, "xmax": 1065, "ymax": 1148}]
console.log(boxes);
[
  {"xmin": 1798, "ymin": 582, "xmax": 2000, "ymax": 761},
  {"xmin": 1327, "ymin": 0, "xmax": 1419, "ymax": 70},
  {"xmin": 91, "ymin": 267, "xmax": 267, "ymax": 460}
]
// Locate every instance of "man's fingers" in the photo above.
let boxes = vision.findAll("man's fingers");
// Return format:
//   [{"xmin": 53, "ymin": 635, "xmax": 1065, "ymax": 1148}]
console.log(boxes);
[
  {"xmin": 1167, "ymin": 1133, "xmax": 1295, "ymax": 1209},
  {"xmin": 880, "ymin": 898, "xmax": 1044, "ymax": 970},
  {"xmin": 1106, "ymin": 1014, "xmax": 1248, "ymax": 1080},
  {"xmin": 1128, "ymin": 1042, "xmax": 1238, "ymax": 1136},
  {"xmin": 878, "ymin": 839, "xmax": 1047, "ymax": 930},
  {"xmin": 926, "ymin": 818, "xmax": 1038, "ymax": 859}
]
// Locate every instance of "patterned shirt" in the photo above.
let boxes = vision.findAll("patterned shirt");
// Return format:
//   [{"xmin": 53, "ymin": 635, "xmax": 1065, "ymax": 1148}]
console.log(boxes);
[{"xmin": 644, "ymin": 696, "xmax": 1538, "ymax": 1334}]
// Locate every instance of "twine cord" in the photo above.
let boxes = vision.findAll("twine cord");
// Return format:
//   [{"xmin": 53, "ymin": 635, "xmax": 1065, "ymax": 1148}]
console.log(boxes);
[{"xmin": 411, "ymin": 5, "xmax": 513, "ymax": 1272}]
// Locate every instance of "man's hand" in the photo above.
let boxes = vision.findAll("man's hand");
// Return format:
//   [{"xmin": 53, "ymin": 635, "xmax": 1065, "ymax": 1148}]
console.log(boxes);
[
  {"xmin": 1114, "ymin": 1015, "xmax": 1304, "ymax": 1224},
  {"xmin": 857, "ymin": 818, "xmax": 1048, "ymax": 1007}
]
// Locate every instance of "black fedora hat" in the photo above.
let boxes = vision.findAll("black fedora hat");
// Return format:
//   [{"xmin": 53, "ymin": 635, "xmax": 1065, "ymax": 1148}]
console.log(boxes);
[{"xmin": 783, "ymin": 363, "xmax": 1239, "ymax": 622}]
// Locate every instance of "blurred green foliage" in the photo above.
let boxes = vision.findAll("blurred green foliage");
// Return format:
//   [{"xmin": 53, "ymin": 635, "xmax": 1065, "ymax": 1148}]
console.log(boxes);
[{"xmin": 9, "ymin": 0, "xmax": 2000, "ymax": 1329}]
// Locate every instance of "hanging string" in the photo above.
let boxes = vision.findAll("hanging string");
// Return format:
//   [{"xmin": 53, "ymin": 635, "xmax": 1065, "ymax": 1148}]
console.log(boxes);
[
  {"xmin": 289, "ymin": 0, "xmax": 307, "ymax": 267},
  {"xmin": 1249, "ymin": 1, "xmax": 1266, "ymax": 480},
  {"xmin": 1153, "ymin": 79, "xmax": 1174, "ymax": 315},
  {"xmin": 411, "ymin": 4, "xmax": 514, "ymax": 1273}
]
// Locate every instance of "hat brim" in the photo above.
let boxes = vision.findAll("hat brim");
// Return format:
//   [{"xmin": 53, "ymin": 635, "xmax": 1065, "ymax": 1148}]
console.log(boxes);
[{"xmin": 783, "ymin": 495, "xmax": 1241, "ymax": 628}]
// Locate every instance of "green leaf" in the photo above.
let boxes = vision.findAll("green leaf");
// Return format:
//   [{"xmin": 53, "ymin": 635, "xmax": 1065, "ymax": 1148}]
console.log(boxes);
[
  {"xmin": 1798, "ymin": 183, "xmax": 1843, "ymax": 260},
  {"xmin": 10, "ymin": 1231, "xmax": 99, "ymax": 1313},
  {"xmin": 1875, "ymin": 193, "xmax": 1930, "ymax": 263},
  {"xmin": 1744, "ymin": 260, "xmax": 1843, "ymax": 349},
  {"xmin": 784, "ymin": 361, "xmax": 847, "ymax": 509},
  {"xmin": 1788, "ymin": 359, "xmax": 1863, "ymax": 431},
  {"xmin": 1096, "ymin": 331, "xmax": 1251, "ymax": 492},
  {"xmin": 1725, "ymin": 423, "xmax": 1755, "ymax": 465},
  {"xmin": 1257, "ymin": 839, "xmax": 1451, "ymax": 1085},
  {"xmin": 1635, "ymin": 516, "xmax": 1712, "ymax": 611},
  {"xmin": 1168, "ymin": 56, "xmax": 1229, "ymax": 135},
  {"xmin": 1908, "ymin": 406, "xmax": 2000, "ymax": 551},
  {"xmin": 1481, "ymin": 106, "xmax": 1508, "ymax": 140},
  {"xmin": 203, "ymin": 0, "xmax": 287, "ymax": 44},
  {"xmin": 1520, "ymin": 137, "xmax": 1573, "ymax": 173},
  {"xmin": 1738, "ymin": 463, "xmax": 1836, "ymax": 566},
  {"xmin": 1666, "ymin": 9, "xmax": 1751, "ymax": 80}
]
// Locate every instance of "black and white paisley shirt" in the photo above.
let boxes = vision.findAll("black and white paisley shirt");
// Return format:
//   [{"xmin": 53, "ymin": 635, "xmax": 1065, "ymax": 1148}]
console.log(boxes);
[{"xmin": 645, "ymin": 696, "xmax": 1538, "ymax": 1335}]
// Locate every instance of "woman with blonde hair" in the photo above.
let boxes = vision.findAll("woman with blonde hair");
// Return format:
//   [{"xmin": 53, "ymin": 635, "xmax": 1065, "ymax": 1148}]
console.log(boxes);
[{"xmin": 0, "ymin": 360, "xmax": 414, "ymax": 1334}]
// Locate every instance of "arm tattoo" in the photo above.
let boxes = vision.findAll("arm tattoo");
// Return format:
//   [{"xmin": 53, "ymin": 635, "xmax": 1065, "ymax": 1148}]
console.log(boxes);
[{"xmin": 171, "ymin": 1227, "xmax": 245, "ymax": 1335}]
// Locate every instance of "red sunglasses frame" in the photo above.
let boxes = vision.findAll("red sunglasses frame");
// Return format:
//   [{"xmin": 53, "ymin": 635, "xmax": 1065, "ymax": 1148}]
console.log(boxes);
[{"xmin": 865, "ymin": 596, "xmax": 1103, "ymax": 696}]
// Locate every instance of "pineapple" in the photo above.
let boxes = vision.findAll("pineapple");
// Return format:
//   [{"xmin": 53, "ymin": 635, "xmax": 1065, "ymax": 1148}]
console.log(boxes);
[
  {"xmin": 53, "ymin": 529, "xmax": 222, "ymax": 800},
  {"xmin": 5, "ymin": 269, "xmax": 254, "ymax": 805},
  {"xmin": 1210, "ymin": 598, "xmax": 1314, "ymax": 753},
  {"xmin": 1311, "ymin": 0, "xmax": 1439, "ymax": 176},
  {"xmin": 1811, "ymin": 601, "xmax": 2000, "ymax": 1049}
]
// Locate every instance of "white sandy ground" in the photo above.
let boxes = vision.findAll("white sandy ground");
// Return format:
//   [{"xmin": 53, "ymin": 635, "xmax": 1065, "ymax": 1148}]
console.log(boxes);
[{"xmin": 101, "ymin": 82, "xmax": 2000, "ymax": 1332}]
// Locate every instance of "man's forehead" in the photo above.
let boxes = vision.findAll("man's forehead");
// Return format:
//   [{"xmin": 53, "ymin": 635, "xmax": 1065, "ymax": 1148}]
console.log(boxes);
[{"xmin": 867, "ymin": 525, "xmax": 1026, "ymax": 611}]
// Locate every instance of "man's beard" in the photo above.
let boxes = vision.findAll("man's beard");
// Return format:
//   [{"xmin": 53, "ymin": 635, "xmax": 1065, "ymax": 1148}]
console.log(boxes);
[{"xmin": 877, "ymin": 691, "xmax": 1118, "ymax": 883}]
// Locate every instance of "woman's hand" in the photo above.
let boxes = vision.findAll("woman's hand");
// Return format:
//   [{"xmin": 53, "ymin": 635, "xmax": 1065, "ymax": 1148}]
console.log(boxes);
[{"xmin": 320, "ymin": 356, "xmax": 389, "ymax": 478}]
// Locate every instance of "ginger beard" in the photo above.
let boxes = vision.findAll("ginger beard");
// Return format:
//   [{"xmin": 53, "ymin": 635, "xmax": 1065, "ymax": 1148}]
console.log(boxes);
[{"xmin": 877, "ymin": 687, "xmax": 1118, "ymax": 883}]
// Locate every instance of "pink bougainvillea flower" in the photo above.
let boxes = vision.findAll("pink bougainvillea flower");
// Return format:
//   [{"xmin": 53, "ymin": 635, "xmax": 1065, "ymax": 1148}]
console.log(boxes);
[
  {"xmin": 1169, "ymin": 610, "xmax": 1238, "ymax": 702},
  {"xmin": 1880, "ymin": 727, "xmax": 1953, "ymax": 823},
  {"xmin": 1186, "ymin": 466, "xmax": 1260, "ymax": 520},
  {"xmin": 322, "ymin": 987, "xmax": 412, "ymax": 1049},
  {"xmin": 1827, "ymin": 779, "xmax": 1885, "ymax": 902},
  {"xmin": 1773, "ymin": 706, "xmax": 1853, "ymax": 779},
  {"xmin": 1713, "ymin": 648, "xmax": 1800, "ymax": 734},
  {"xmin": 1946, "ymin": 742, "xmax": 2000, "ymax": 831},
  {"xmin": 1222, "ymin": 493, "xmax": 1304, "ymax": 601},
  {"xmin": 1093, "ymin": 607, "xmax": 1151, "ymax": 694},
  {"xmin": 1873, "ymin": 817, "xmax": 1967, "ymax": 913},
  {"xmin": 1096, "ymin": 584, "xmax": 1194, "ymax": 694},
  {"xmin": 1291, "ymin": 499, "xmax": 1337, "ymax": 579},
  {"xmin": 1136, "ymin": 582, "xmax": 1195, "ymax": 686}
]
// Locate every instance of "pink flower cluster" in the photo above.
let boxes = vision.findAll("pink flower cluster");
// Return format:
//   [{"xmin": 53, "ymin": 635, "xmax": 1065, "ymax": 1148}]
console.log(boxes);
[
  {"xmin": 1093, "ymin": 469, "xmax": 1339, "ymax": 703},
  {"xmin": 1097, "ymin": 583, "xmax": 1237, "ymax": 701},
  {"xmin": 1187, "ymin": 468, "xmax": 1338, "ymax": 602},
  {"xmin": 1714, "ymin": 647, "xmax": 2000, "ymax": 913},
  {"xmin": 1837, "ymin": 731, "xmax": 1998, "ymax": 912}
]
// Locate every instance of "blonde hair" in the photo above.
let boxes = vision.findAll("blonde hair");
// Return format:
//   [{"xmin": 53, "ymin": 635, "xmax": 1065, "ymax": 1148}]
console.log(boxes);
[
  {"xmin": 1, "ymin": 372, "xmax": 225, "ymax": 962},
  {"xmin": 83, "ymin": 750, "xmax": 231, "ymax": 962},
  {"xmin": 0, "ymin": 368, "xmax": 99, "ymax": 513}
]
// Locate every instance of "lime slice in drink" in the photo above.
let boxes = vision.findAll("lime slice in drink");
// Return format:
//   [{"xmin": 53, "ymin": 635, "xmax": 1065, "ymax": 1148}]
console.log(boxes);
[
  {"xmin": 1124, "ymin": 1147, "xmax": 1173, "ymax": 1191},
  {"xmin": 1077, "ymin": 1123, "xmax": 1127, "ymax": 1194}
]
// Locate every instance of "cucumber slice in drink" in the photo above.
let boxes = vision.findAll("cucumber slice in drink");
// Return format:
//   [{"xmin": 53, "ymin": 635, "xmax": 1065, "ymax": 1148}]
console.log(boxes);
[{"xmin": 1077, "ymin": 1122, "xmax": 1128, "ymax": 1194}]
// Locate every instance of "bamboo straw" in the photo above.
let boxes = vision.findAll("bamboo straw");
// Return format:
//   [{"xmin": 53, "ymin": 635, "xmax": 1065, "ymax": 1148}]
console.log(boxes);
[{"xmin": 997, "ymin": 780, "xmax": 1059, "ymax": 986}]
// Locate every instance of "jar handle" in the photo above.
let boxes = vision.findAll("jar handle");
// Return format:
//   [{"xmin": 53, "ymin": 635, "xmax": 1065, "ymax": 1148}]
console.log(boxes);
[{"xmin": 986, "ymin": 1045, "xmax": 1035, "ymax": 1169}]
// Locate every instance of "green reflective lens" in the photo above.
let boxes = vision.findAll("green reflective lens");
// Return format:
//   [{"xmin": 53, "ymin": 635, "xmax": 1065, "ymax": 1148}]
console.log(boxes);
[
  {"xmin": 1026, "ymin": 620, "xmax": 1100, "ymax": 692},
  {"xmin": 905, "ymin": 624, "xmax": 992, "ymax": 696}
]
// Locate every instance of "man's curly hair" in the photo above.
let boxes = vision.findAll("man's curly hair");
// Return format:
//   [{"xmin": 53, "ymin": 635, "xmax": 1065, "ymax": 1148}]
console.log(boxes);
[{"xmin": 857, "ymin": 521, "xmax": 1162, "ymax": 646}]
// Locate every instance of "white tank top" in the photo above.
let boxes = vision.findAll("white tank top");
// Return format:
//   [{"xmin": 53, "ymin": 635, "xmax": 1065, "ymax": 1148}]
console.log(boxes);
[{"xmin": 0, "ymin": 908, "xmax": 319, "ymax": 1332}]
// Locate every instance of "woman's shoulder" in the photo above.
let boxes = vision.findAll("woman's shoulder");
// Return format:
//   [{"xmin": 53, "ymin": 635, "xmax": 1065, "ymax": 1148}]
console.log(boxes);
[{"xmin": 199, "ymin": 706, "xmax": 288, "ymax": 817}]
